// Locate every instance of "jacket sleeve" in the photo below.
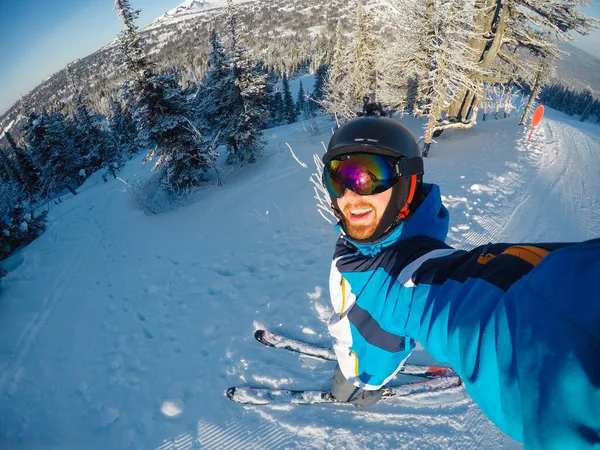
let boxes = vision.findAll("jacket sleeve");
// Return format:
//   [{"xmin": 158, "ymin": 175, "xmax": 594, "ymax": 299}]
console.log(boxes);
[{"xmin": 403, "ymin": 239, "xmax": 600, "ymax": 449}]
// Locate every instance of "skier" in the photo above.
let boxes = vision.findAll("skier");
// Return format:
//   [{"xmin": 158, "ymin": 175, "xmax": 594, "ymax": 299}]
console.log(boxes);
[{"xmin": 322, "ymin": 108, "xmax": 599, "ymax": 449}]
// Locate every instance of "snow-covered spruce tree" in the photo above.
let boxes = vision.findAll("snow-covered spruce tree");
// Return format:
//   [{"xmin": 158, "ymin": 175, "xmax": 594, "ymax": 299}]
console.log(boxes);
[
  {"xmin": 282, "ymin": 72, "xmax": 297, "ymax": 124},
  {"xmin": 380, "ymin": 0, "xmax": 482, "ymax": 155},
  {"xmin": 142, "ymin": 71, "xmax": 212, "ymax": 192},
  {"xmin": 269, "ymin": 89, "xmax": 285, "ymax": 127},
  {"xmin": 309, "ymin": 63, "xmax": 328, "ymax": 115},
  {"xmin": 197, "ymin": 28, "xmax": 235, "ymax": 133},
  {"xmin": 113, "ymin": 0, "xmax": 155, "ymax": 148},
  {"xmin": 68, "ymin": 69, "xmax": 120, "ymax": 176},
  {"xmin": 579, "ymin": 90, "xmax": 595, "ymax": 122},
  {"xmin": 0, "ymin": 146, "xmax": 20, "ymax": 186},
  {"xmin": 322, "ymin": 2, "xmax": 378, "ymax": 123},
  {"xmin": 296, "ymin": 80, "xmax": 308, "ymax": 120},
  {"xmin": 107, "ymin": 94, "xmax": 137, "ymax": 155},
  {"xmin": 1, "ymin": 132, "xmax": 40, "ymax": 198},
  {"xmin": 444, "ymin": 0, "xmax": 597, "ymax": 123},
  {"xmin": 23, "ymin": 110, "xmax": 80, "ymax": 197},
  {"xmin": 220, "ymin": 0, "xmax": 270, "ymax": 163},
  {"xmin": 0, "ymin": 179, "xmax": 47, "ymax": 262}
]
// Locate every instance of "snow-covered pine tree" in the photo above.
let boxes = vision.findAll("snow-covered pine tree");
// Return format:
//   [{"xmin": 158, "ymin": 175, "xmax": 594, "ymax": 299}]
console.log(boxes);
[
  {"xmin": 0, "ymin": 147, "xmax": 19, "ymax": 185},
  {"xmin": 142, "ymin": 71, "xmax": 212, "ymax": 192},
  {"xmin": 296, "ymin": 80, "xmax": 307, "ymax": 120},
  {"xmin": 0, "ymin": 178, "xmax": 47, "ymax": 262},
  {"xmin": 113, "ymin": 0, "xmax": 155, "ymax": 148},
  {"xmin": 108, "ymin": 94, "xmax": 137, "ymax": 155},
  {"xmin": 220, "ymin": 0, "xmax": 270, "ymax": 163},
  {"xmin": 196, "ymin": 28, "xmax": 234, "ymax": 134},
  {"xmin": 67, "ymin": 67, "xmax": 120, "ymax": 175},
  {"xmin": 269, "ymin": 89, "xmax": 285, "ymax": 127},
  {"xmin": 113, "ymin": 0, "xmax": 148, "ymax": 78},
  {"xmin": 282, "ymin": 72, "xmax": 297, "ymax": 124},
  {"xmin": 2, "ymin": 132, "xmax": 40, "ymax": 198},
  {"xmin": 579, "ymin": 89, "xmax": 595, "ymax": 122},
  {"xmin": 309, "ymin": 63, "xmax": 328, "ymax": 115},
  {"xmin": 24, "ymin": 109, "xmax": 80, "ymax": 197}
]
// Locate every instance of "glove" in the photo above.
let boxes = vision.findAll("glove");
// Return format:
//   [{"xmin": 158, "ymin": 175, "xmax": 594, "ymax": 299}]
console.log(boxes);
[{"xmin": 330, "ymin": 364, "xmax": 383, "ymax": 408}]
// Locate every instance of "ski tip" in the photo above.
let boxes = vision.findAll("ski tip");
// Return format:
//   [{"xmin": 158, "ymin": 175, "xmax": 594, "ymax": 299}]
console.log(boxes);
[
  {"xmin": 226, "ymin": 387, "xmax": 236, "ymax": 400},
  {"xmin": 254, "ymin": 329, "xmax": 274, "ymax": 346}
]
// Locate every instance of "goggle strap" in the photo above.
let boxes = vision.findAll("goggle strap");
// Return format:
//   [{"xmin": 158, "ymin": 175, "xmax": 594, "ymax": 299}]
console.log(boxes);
[
  {"xmin": 398, "ymin": 175, "xmax": 418, "ymax": 220},
  {"xmin": 397, "ymin": 157, "xmax": 424, "ymax": 177}
]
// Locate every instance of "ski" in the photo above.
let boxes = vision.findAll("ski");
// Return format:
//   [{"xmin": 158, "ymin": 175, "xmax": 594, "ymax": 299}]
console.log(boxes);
[
  {"xmin": 226, "ymin": 375, "xmax": 462, "ymax": 405},
  {"xmin": 254, "ymin": 329, "xmax": 457, "ymax": 379}
]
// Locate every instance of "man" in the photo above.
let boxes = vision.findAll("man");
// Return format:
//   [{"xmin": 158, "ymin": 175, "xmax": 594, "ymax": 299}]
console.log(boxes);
[{"xmin": 322, "ymin": 112, "xmax": 599, "ymax": 449}]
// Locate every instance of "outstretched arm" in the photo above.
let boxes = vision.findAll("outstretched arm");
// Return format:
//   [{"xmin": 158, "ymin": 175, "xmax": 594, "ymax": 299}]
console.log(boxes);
[{"xmin": 405, "ymin": 239, "xmax": 600, "ymax": 448}]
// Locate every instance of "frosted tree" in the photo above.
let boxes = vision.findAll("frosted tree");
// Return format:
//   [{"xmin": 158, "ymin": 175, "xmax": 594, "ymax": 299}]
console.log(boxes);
[
  {"xmin": 222, "ymin": 0, "xmax": 270, "ymax": 163},
  {"xmin": 519, "ymin": 56, "xmax": 551, "ymax": 124},
  {"xmin": 113, "ymin": 0, "xmax": 155, "ymax": 148},
  {"xmin": 0, "ymin": 178, "xmax": 47, "ymax": 262},
  {"xmin": 113, "ymin": 0, "xmax": 148, "ymax": 77},
  {"xmin": 196, "ymin": 28, "xmax": 233, "ymax": 132},
  {"xmin": 444, "ymin": 0, "xmax": 597, "ymax": 123},
  {"xmin": 481, "ymin": 81, "xmax": 522, "ymax": 120},
  {"xmin": 24, "ymin": 110, "xmax": 80, "ymax": 197},
  {"xmin": 350, "ymin": 0, "xmax": 377, "ymax": 104},
  {"xmin": 198, "ymin": 6, "xmax": 270, "ymax": 164},
  {"xmin": 143, "ymin": 72, "xmax": 213, "ymax": 191},
  {"xmin": 107, "ymin": 94, "xmax": 137, "ymax": 155},
  {"xmin": 0, "ymin": 147, "xmax": 20, "ymax": 185},
  {"xmin": 2, "ymin": 132, "xmax": 40, "ymax": 198},
  {"xmin": 67, "ymin": 66, "xmax": 120, "ymax": 174},
  {"xmin": 380, "ymin": 0, "xmax": 483, "ymax": 155},
  {"xmin": 322, "ymin": 3, "xmax": 378, "ymax": 123}
]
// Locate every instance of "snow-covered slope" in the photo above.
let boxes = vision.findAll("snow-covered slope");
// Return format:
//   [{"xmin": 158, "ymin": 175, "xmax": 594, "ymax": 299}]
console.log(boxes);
[{"xmin": 0, "ymin": 109, "xmax": 599, "ymax": 449}]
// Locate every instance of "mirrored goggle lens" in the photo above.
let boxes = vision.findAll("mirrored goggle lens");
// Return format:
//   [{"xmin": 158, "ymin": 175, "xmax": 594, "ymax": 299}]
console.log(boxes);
[{"xmin": 323, "ymin": 154, "xmax": 397, "ymax": 198}]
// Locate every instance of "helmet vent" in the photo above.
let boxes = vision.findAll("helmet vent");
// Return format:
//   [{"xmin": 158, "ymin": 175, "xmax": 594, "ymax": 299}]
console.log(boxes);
[{"xmin": 353, "ymin": 138, "xmax": 379, "ymax": 143}]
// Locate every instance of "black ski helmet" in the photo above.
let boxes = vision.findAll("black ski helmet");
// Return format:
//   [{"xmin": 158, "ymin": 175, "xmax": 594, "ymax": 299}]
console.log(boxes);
[{"xmin": 323, "ymin": 116, "xmax": 424, "ymax": 243}]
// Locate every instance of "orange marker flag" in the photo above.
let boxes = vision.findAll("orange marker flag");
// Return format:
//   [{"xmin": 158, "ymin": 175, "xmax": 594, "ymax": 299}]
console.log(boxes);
[{"xmin": 528, "ymin": 103, "xmax": 545, "ymax": 141}]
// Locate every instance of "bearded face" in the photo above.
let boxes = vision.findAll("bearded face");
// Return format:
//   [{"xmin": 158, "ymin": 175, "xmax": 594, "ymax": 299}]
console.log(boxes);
[{"xmin": 336, "ymin": 187, "xmax": 393, "ymax": 240}]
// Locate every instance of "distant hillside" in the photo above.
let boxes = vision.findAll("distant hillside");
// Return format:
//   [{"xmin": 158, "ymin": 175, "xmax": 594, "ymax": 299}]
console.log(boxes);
[{"xmin": 553, "ymin": 42, "xmax": 600, "ymax": 94}]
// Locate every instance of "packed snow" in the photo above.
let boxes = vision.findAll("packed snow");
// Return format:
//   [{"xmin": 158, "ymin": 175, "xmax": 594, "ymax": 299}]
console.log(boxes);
[{"xmin": 0, "ymin": 107, "xmax": 599, "ymax": 449}]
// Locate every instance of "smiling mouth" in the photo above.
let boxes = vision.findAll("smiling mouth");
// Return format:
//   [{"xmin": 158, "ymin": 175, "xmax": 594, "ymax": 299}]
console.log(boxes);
[{"xmin": 348, "ymin": 208, "xmax": 373, "ymax": 221}]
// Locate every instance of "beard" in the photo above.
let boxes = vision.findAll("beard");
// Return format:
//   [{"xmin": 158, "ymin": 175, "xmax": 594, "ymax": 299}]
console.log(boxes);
[{"xmin": 341, "ymin": 201, "xmax": 381, "ymax": 241}]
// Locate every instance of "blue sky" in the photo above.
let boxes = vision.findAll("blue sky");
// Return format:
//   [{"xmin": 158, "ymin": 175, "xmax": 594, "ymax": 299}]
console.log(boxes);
[
  {"xmin": 0, "ymin": 0, "xmax": 182, "ymax": 115},
  {"xmin": 1, "ymin": 0, "xmax": 600, "ymax": 116}
]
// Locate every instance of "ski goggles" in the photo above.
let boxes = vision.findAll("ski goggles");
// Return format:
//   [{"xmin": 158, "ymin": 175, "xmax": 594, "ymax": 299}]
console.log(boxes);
[
  {"xmin": 323, "ymin": 153, "xmax": 424, "ymax": 199},
  {"xmin": 322, "ymin": 153, "xmax": 397, "ymax": 198}
]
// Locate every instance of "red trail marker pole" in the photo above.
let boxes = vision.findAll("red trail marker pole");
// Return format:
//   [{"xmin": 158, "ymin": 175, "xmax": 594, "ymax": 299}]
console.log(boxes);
[{"xmin": 528, "ymin": 103, "xmax": 545, "ymax": 141}]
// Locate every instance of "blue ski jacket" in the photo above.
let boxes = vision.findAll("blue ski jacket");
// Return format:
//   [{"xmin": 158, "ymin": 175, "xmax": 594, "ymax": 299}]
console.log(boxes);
[{"xmin": 327, "ymin": 183, "xmax": 600, "ymax": 449}]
